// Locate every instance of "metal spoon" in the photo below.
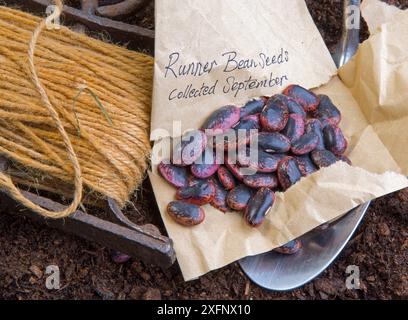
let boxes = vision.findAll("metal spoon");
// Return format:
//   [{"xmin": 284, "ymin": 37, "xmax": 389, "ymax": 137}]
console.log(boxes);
[{"xmin": 239, "ymin": 0, "xmax": 366, "ymax": 291}]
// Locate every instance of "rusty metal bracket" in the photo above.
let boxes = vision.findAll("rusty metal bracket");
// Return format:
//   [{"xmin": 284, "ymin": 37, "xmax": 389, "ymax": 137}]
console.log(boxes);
[
  {"xmin": 6, "ymin": 0, "xmax": 154, "ymax": 54},
  {"xmin": 0, "ymin": 191, "xmax": 175, "ymax": 268},
  {"xmin": 0, "ymin": 156, "xmax": 175, "ymax": 268},
  {"xmin": 97, "ymin": 0, "xmax": 149, "ymax": 18},
  {"xmin": 0, "ymin": 1, "xmax": 176, "ymax": 268}
]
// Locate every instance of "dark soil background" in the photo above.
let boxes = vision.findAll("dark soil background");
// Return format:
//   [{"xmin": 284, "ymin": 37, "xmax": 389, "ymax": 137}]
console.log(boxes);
[{"xmin": 0, "ymin": 0, "xmax": 407, "ymax": 300}]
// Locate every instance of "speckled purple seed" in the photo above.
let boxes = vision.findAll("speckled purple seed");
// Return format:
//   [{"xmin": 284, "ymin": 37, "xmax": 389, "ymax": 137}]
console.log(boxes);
[
  {"xmin": 274, "ymin": 239, "xmax": 302, "ymax": 254},
  {"xmin": 167, "ymin": 201, "xmax": 205, "ymax": 226},
  {"xmin": 176, "ymin": 180, "xmax": 215, "ymax": 205},
  {"xmin": 111, "ymin": 251, "xmax": 131, "ymax": 264},
  {"xmin": 277, "ymin": 156, "xmax": 302, "ymax": 190},
  {"xmin": 243, "ymin": 173, "xmax": 279, "ymax": 189},
  {"xmin": 217, "ymin": 166, "xmax": 236, "ymax": 190},
  {"xmin": 323, "ymin": 123, "xmax": 347, "ymax": 156},
  {"xmin": 296, "ymin": 154, "xmax": 317, "ymax": 177},
  {"xmin": 313, "ymin": 94, "xmax": 341, "ymax": 125},
  {"xmin": 210, "ymin": 178, "xmax": 230, "ymax": 213},
  {"xmin": 310, "ymin": 150, "xmax": 338, "ymax": 168},
  {"xmin": 240, "ymin": 97, "xmax": 268, "ymax": 118},
  {"xmin": 158, "ymin": 161, "xmax": 189, "ymax": 188},
  {"xmin": 281, "ymin": 114, "xmax": 305, "ymax": 142},
  {"xmin": 227, "ymin": 184, "xmax": 254, "ymax": 211},
  {"xmin": 244, "ymin": 188, "xmax": 275, "ymax": 227},
  {"xmin": 247, "ymin": 149, "xmax": 284, "ymax": 173},
  {"xmin": 202, "ymin": 105, "xmax": 241, "ymax": 135},
  {"xmin": 291, "ymin": 132, "xmax": 319, "ymax": 155},
  {"xmin": 260, "ymin": 97, "xmax": 289, "ymax": 132},
  {"xmin": 172, "ymin": 130, "xmax": 207, "ymax": 166},
  {"xmin": 305, "ymin": 119, "xmax": 325, "ymax": 151},
  {"xmin": 283, "ymin": 84, "xmax": 319, "ymax": 112},
  {"xmin": 272, "ymin": 94, "xmax": 306, "ymax": 119},
  {"xmin": 257, "ymin": 132, "xmax": 291, "ymax": 153}
]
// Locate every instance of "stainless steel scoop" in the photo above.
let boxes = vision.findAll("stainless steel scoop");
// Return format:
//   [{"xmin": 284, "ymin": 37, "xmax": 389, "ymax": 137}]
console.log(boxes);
[{"xmin": 239, "ymin": 0, "xmax": 366, "ymax": 291}]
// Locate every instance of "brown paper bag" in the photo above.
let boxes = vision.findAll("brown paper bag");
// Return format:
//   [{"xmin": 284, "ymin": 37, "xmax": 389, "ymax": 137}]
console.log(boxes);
[
  {"xmin": 361, "ymin": 0, "xmax": 406, "ymax": 34},
  {"xmin": 150, "ymin": 0, "xmax": 408, "ymax": 280}
]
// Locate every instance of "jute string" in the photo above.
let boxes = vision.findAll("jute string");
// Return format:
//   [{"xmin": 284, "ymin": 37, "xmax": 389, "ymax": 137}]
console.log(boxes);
[{"xmin": 0, "ymin": 2, "xmax": 153, "ymax": 218}]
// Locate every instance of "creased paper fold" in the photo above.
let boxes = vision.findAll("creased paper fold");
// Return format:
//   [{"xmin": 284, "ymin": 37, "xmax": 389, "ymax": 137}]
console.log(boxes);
[{"xmin": 150, "ymin": 0, "xmax": 408, "ymax": 280}]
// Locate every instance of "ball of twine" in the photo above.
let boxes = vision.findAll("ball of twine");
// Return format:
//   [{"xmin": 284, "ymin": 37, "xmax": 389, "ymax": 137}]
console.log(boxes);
[{"xmin": 0, "ymin": 1, "xmax": 153, "ymax": 218}]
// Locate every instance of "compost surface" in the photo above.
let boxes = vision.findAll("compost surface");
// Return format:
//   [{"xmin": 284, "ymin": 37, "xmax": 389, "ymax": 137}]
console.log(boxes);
[{"xmin": 0, "ymin": 0, "xmax": 407, "ymax": 300}]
